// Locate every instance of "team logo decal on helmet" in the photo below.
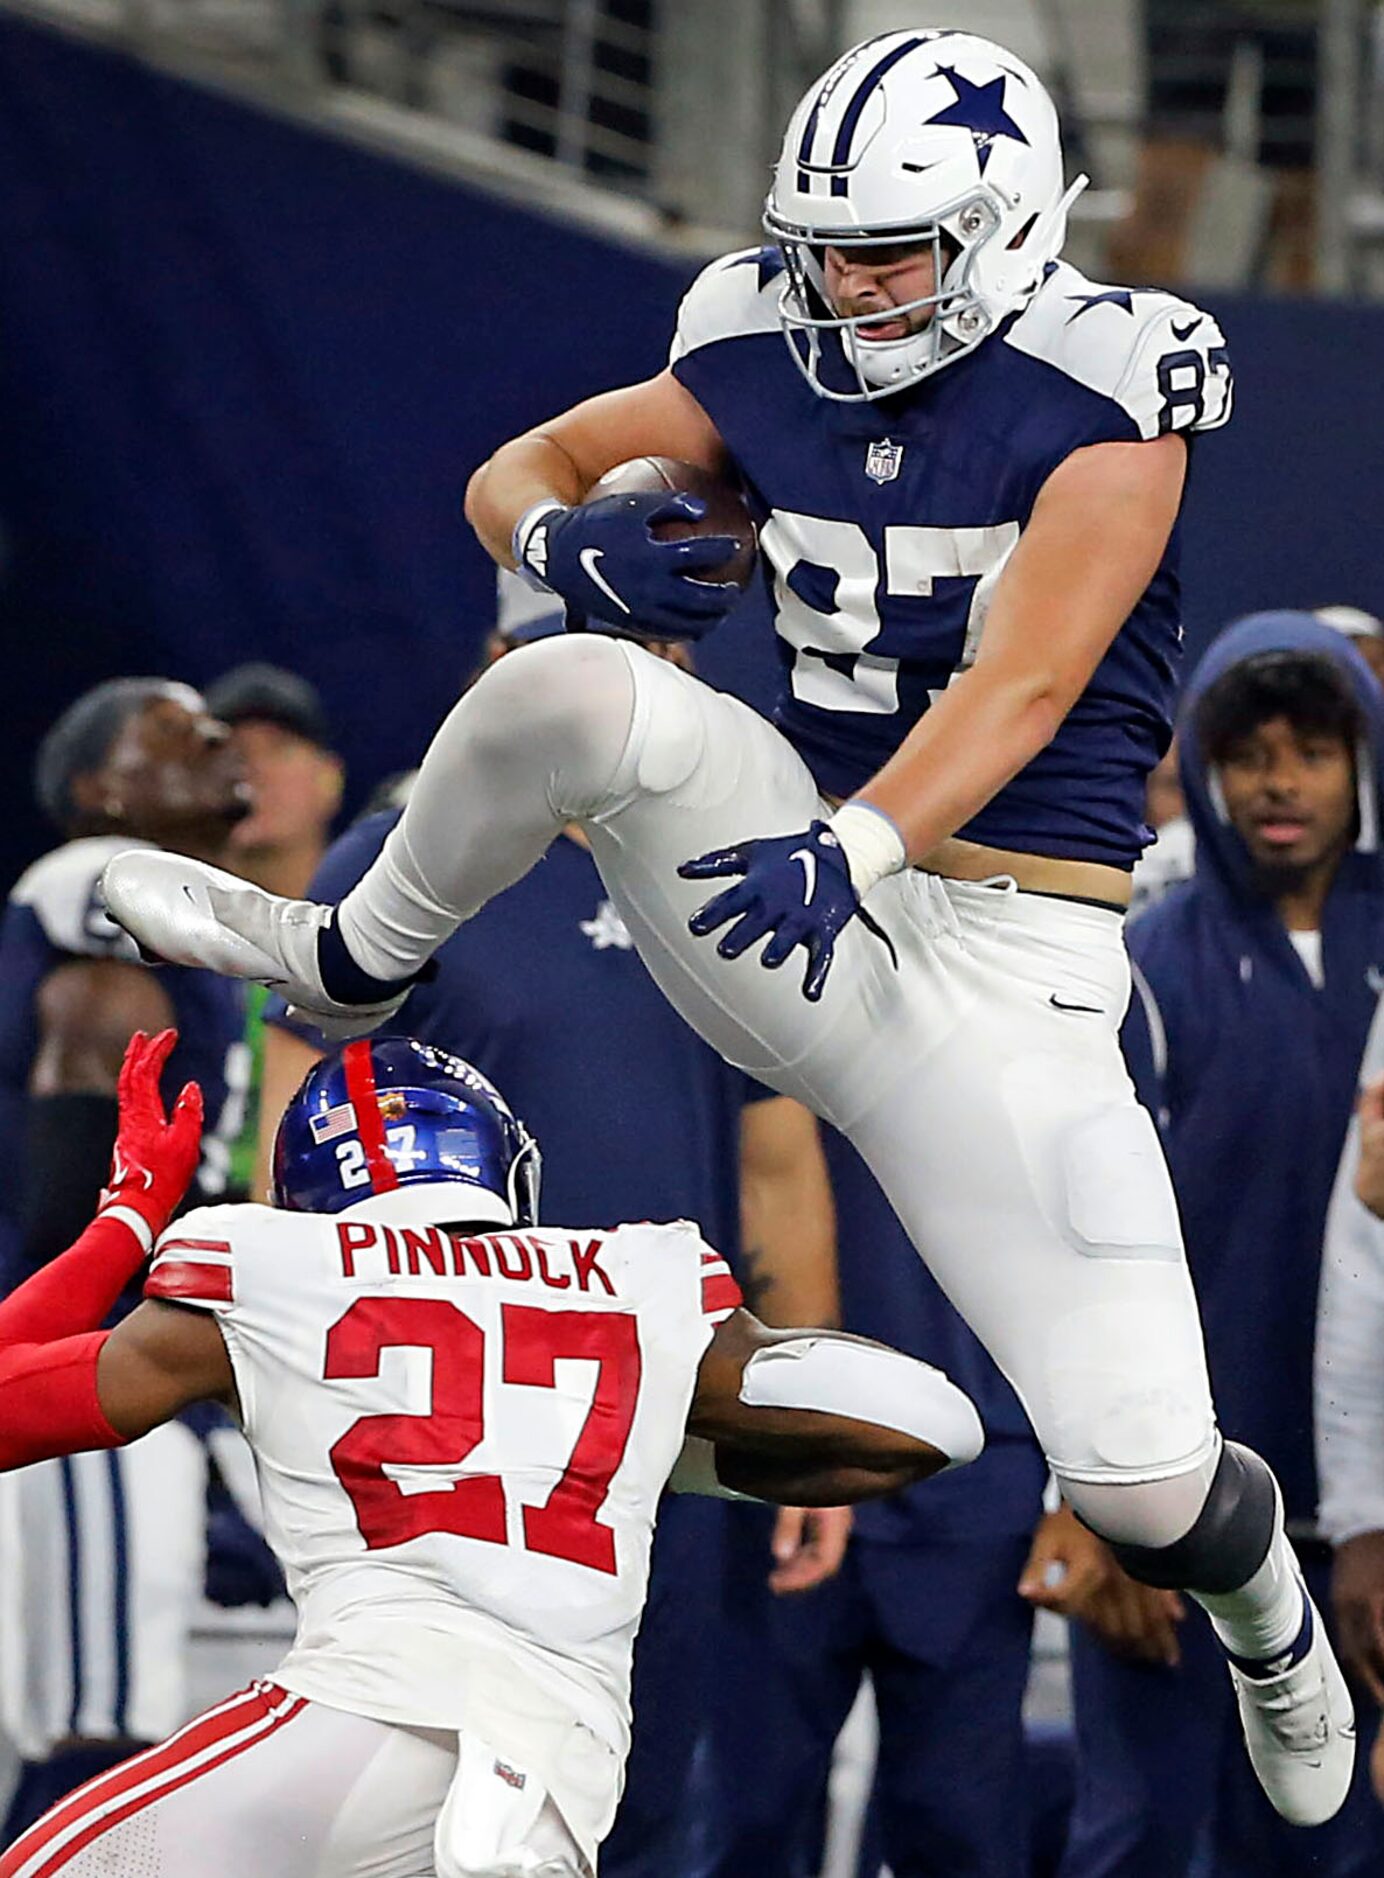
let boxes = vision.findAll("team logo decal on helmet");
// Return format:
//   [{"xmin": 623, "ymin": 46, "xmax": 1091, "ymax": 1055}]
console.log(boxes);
[
  {"xmin": 272, "ymin": 1037, "xmax": 541, "ymax": 1227},
  {"xmin": 765, "ymin": 30, "xmax": 1089, "ymax": 401}
]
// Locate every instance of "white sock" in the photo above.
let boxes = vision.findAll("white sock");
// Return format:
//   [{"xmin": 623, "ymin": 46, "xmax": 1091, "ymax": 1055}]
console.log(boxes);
[
  {"xmin": 336, "ymin": 637, "xmax": 637, "ymax": 982},
  {"xmin": 1195, "ymin": 1524, "xmax": 1306, "ymax": 1664}
]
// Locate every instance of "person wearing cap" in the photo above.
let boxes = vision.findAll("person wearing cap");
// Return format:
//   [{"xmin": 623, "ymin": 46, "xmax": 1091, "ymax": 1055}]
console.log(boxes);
[
  {"xmin": 204, "ymin": 664, "xmax": 344, "ymax": 901},
  {"xmin": 0, "ymin": 678, "xmax": 252, "ymax": 1840},
  {"xmin": 252, "ymin": 576, "xmax": 846, "ymax": 1878},
  {"xmin": 203, "ymin": 666, "xmax": 344, "ymax": 1197}
]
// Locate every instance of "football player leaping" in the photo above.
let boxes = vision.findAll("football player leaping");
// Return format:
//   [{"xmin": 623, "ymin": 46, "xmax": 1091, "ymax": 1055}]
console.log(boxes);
[
  {"xmin": 100, "ymin": 30, "xmax": 1353, "ymax": 1820},
  {"xmin": 0, "ymin": 1030, "xmax": 980, "ymax": 1877}
]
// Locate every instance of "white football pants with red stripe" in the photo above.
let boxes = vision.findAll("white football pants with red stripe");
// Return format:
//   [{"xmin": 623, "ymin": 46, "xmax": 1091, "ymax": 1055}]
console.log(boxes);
[{"xmin": 0, "ymin": 1681, "xmax": 588, "ymax": 1878}]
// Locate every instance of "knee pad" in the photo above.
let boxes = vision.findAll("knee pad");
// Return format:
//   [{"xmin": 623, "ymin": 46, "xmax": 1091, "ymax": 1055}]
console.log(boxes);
[{"xmin": 1104, "ymin": 1441, "xmax": 1278, "ymax": 1594}]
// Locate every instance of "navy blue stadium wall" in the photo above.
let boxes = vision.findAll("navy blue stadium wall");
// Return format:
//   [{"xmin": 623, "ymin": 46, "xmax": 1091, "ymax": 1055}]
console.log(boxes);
[{"xmin": 2, "ymin": 10, "xmax": 1383, "ymax": 895}]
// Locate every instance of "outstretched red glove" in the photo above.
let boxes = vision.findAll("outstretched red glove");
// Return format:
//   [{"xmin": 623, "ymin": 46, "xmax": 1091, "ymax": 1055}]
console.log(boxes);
[
  {"xmin": 97, "ymin": 1027, "xmax": 204, "ymax": 1253},
  {"xmin": 0, "ymin": 1030, "xmax": 206, "ymax": 1470}
]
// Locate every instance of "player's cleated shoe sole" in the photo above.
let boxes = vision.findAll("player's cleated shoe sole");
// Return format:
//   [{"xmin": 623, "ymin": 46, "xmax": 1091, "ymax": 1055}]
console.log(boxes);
[
  {"xmin": 1228, "ymin": 1589, "xmax": 1355, "ymax": 1827},
  {"xmin": 99, "ymin": 850, "xmax": 408, "ymax": 1041}
]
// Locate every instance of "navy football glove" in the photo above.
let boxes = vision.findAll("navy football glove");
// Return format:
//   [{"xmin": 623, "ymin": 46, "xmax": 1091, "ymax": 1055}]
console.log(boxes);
[
  {"xmin": 679, "ymin": 820, "xmax": 898, "ymax": 1003},
  {"xmin": 517, "ymin": 493, "xmax": 741, "ymax": 640}
]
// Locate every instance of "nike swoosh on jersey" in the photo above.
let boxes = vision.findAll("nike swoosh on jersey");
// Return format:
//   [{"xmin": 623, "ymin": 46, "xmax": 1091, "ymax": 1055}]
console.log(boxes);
[
  {"xmin": 578, "ymin": 548, "xmax": 632, "ymax": 615},
  {"xmin": 1171, "ymin": 317, "xmax": 1203, "ymax": 341},
  {"xmin": 1049, "ymin": 994, "xmax": 1105, "ymax": 1015},
  {"xmin": 790, "ymin": 847, "xmax": 818, "ymax": 904}
]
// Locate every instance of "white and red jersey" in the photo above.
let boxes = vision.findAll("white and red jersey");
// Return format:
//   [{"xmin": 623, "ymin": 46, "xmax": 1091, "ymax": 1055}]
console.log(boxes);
[{"xmin": 145, "ymin": 1201, "xmax": 740, "ymax": 1842}]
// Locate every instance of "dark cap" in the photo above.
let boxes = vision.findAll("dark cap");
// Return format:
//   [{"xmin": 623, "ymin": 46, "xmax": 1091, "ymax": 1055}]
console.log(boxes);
[
  {"xmin": 35, "ymin": 677, "xmax": 205, "ymax": 830},
  {"xmin": 205, "ymin": 663, "xmax": 332, "ymax": 749}
]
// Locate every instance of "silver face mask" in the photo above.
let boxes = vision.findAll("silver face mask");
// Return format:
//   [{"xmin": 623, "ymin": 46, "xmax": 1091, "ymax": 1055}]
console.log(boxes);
[{"xmin": 764, "ymin": 193, "xmax": 1004, "ymax": 403}]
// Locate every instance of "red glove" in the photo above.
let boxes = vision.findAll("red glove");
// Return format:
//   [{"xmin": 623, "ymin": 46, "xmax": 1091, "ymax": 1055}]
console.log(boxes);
[
  {"xmin": 0, "ymin": 1031, "xmax": 204, "ymax": 1469},
  {"xmin": 97, "ymin": 1028, "xmax": 204, "ymax": 1253}
]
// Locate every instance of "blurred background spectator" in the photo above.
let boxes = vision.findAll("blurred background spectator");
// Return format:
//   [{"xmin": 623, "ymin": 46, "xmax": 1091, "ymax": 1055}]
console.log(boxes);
[
  {"xmin": 0, "ymin": 678, "xmax": 249, "ymax": 1841},
  {"xmin": 1319, "ymin": 984, "xmax": 1384, "ymax": 1814},
  {"xmin": 1066, "ymin": 614, "xmax": 1384, "ymax": 1876},
  {"xmin": 205, "ymin": 663, "xmax": 344, "ymax": 900},
  {"xmin": 203, "ymin": 662, "xmax": 343, "ymax": 1196}
]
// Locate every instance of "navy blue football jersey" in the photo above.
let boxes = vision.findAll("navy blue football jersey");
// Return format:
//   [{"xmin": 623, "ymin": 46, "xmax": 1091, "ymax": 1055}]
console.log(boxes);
[
  {"xmin": 268, "ymin": 815, "xmax": 764, "ymax": 1256},
  {"xmin": 0, "ymin": 838, "xmax": 249, "ymax": 1281},
  {"xmin": 670, "ymin": 251, "xmax": 1232, "ymax": 866}
]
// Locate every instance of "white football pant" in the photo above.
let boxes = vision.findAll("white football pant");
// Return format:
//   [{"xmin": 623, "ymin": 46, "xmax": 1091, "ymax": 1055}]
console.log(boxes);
[
  {"xmin": 339, "ymin": 637, "xmax": 1220, "ymax": 1540},
  {"xmin": 0, "ymin": 1682, "xmax": 587, "ymax": 1878}
]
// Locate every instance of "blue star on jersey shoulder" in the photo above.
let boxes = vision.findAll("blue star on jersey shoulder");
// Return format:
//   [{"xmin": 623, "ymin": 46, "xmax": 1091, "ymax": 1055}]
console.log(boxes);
[
  {"xmin": 1065, "ymin": 288, "xmax": 1139, "ymax": 322},
  {"xmin": 925, "ymin": 67, "xmax": 1029, "ymax": 173}
]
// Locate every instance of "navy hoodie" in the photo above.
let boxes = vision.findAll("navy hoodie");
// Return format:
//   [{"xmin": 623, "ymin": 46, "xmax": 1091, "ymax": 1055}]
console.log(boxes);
[{"xmin": 1124, "ymin": 612, "xmax": 1384, "ymax": 1524}]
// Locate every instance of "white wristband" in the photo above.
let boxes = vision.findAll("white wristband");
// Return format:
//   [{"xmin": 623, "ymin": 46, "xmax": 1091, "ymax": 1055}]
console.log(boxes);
[
  {"xmin": 96, "ymin": 1203, "xmax": 154, "ymax": 1256},
  {"xmin": 827, "ymin": 801, "xmax": 907, "ymax": 896},
  {"xmin": 511, "ymin": 500, "xmax": 568, "ymax": 592}
]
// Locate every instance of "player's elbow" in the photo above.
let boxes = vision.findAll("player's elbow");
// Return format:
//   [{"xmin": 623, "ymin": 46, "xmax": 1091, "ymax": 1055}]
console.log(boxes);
[
  {"xmin": 462, "ymin": 459, "xmax": 492, "ymax": 532},
  {"xmin": 979, "ymin": 661, "xmax": 1074, "ymax": 755}
]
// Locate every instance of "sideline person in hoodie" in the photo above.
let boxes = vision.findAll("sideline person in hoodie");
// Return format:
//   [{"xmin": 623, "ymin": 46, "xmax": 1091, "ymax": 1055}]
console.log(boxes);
[{"xmin": 1057, "ymin": 612, "xmax": 1384, "ymax": 1878}]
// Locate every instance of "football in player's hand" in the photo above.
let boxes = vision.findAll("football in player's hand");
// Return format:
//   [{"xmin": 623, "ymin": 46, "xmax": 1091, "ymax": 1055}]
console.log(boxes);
[{"xmin": 587, "ymin": 458, "xmax": 758, "ymax": 589}]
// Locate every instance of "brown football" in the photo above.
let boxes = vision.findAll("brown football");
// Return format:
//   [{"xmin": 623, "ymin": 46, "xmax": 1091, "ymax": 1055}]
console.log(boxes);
[{"xmin": 586, "ymin": 457, "xmax": 758, "ymax": 588}]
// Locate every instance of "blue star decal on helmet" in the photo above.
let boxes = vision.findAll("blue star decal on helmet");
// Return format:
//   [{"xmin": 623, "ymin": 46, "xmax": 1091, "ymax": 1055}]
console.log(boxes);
[
  {"xmin": 925, "ymin": 67, "xmax": 1029, "ymax": 174},
  {"xmin": 1064, "ymin": 289, "xmax": 1142, "ymax": 322}
]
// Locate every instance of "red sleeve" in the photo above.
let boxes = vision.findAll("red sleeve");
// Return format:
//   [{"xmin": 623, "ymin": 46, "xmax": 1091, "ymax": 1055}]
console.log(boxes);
[
  {"xmin": 145, "ymin": 1238, "xmax": 235, "ymax": 1308},
  {"xmin": 700, "ymin": 1250, "xmax": 743, "ymax": 1323},
  {"xmin": 0, "ymin": 1215, "xmax": 149, "ymax": 1352},
  {"xmin": 0, "ymin": 1332, "xmax": 124, "ymax": 1469}
]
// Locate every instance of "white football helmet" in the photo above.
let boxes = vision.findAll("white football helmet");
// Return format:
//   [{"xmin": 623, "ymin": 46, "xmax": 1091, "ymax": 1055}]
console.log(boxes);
[{"xmin": 765, "ymin": 29, "xmax": 1088, "ymax": 401}]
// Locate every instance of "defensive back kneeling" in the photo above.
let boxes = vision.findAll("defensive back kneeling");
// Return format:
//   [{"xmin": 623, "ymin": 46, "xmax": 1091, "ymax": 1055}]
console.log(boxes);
[{"xmin": 0, "ymin": 1032, "xmax": 980, "ymax": 1878}]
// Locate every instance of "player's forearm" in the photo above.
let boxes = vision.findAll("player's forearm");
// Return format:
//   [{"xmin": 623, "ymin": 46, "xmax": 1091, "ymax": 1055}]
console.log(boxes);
[
  {"xmin": 0, "ymin": 1213, "xmax": 152, "ymax": 1349},
  {"xmin": 854, "ymin": 657, "xmax": 1068, "ymax": 862},
  {"xmin": 464, "ymin": 434, "xmax": 589, "ymax": 568},
  {"xmin": 0, "ymin": 1332, "xmax": 124, "ymax": 1469},
  {"xmin": 693, "ymin": 1326, "xmax": 984, "ymax": 1474},
  {"xmin": 738, "ymin": 1101, "xmax": 839, "ymax": 1327},
  {"xmin": 715, "ymin": 1445, "xmax": 936, "ymax": 1505}
]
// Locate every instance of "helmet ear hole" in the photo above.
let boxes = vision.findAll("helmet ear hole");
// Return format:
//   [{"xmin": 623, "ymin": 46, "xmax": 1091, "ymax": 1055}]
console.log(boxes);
[{"xmin": 1006, "ymin": 213, "xmax": 1038, "ymax": 252}]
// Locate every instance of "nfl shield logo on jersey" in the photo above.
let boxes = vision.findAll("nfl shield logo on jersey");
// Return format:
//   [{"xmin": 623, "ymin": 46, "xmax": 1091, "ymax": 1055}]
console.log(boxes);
[{"xmin": 865, "ymin": 439, "xmax": 903, "ymax": 483}]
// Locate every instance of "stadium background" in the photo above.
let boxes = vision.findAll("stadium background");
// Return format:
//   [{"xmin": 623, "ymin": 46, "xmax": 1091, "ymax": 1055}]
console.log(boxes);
[{"xmin": 3, "ymin": 0, "xmax": 1384, "ymax": 896}]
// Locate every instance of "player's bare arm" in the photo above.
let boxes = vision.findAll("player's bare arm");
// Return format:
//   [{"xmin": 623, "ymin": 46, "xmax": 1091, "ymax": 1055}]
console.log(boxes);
[
  {"xmin": 464, "ymin": 369, "xmax": 728, "ymax": 568},
  {"xmin": 686, "ymin": 1308, "xmax": 980, "ymax": 1504},
  {"xmin": 853, "ymin": 432, "xmax": 1188, "ymax": 879},
  {"xmin": 96, "ymin": 1300, "xmax": 237, "ymax": 1438},
  {"xmin": 736, "ymin": 1097, "xmax": 838, "ymax": 1327}
]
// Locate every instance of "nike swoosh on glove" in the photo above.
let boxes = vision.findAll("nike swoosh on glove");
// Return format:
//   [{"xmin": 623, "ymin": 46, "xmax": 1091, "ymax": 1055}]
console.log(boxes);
[
  {"xmin": 519, "ymin": 492, "xmax": 741, "ymax": 640},
  {"xmin": 679, "ymin": 820, "xmax": 898, "ymax": 1002}
]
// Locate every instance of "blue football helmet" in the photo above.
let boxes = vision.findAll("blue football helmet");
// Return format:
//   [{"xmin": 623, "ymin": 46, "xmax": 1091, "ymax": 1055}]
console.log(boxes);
[{"xmin": 272, "ymin": 1036, "xmax": 541, "ymax": 1227}]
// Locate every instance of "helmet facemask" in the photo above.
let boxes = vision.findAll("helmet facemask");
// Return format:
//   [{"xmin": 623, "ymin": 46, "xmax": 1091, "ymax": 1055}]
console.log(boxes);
[
  {"xmin": 768, "ymin": 192, "xmax": 1006, "ymax": 402},
  {"xmin": 765, "ymin": 29, "xmax": 1088, "ymax": 403}
]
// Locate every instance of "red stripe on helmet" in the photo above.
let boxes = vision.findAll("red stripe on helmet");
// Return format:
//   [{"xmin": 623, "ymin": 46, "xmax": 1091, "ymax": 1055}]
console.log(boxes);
[{"xmin": 342, "ymin": 1041, "xmax": 399, "ymax": 1194}]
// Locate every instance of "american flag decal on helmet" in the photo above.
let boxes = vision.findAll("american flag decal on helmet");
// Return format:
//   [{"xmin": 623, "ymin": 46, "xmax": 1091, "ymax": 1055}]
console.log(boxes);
[{"xmin": 309, "ymin": 1101, "xmax": 356, "ymax": 1144}]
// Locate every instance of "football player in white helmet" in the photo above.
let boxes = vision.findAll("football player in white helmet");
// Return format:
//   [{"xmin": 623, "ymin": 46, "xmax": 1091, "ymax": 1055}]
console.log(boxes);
[
  {"xmin": 99, "ymin": 29, "xmax": 1354, "ymax": 1828},
  {"xmin": 764, "ymin": 28, "xmax": 1086, "ymax": 399}
]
